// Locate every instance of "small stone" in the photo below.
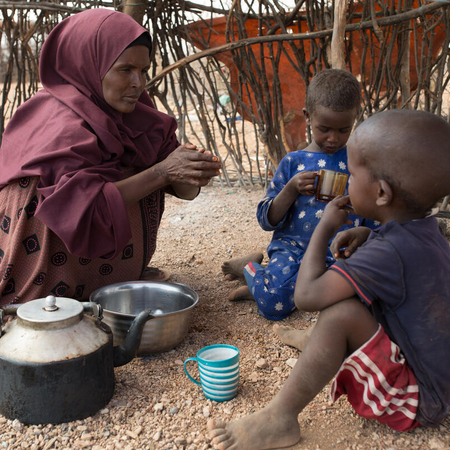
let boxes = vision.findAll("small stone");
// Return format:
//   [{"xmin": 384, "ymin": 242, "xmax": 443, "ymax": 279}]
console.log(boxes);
[
  {"xmin": 175, "ymin": 437, "xmax": 186, "ymax": 444},
  {"xmin": 286, "ymin": 358, "xmax": 297, "ymax": 368},
  {"xmin": 125, "ymin": 430, "xmax": 138, "ymax": 439},
  {"xmin": 429, "ymin": 438, "xmax": 446, "ymax": 449},
  {"xmin": 175, "ymin": 360, "xmax": 184, "ymax": 365},
  {"xmin": 12, "ymin": 419, "xmax": 23, "ymax": 432},
  {"xmin": 100, "ymin": 408, "xmax": 109, "ymax": 415},
  {"xmin": 255, "ymin": 358, "xmax": 268, "ymax": 369},
  {"xmin": 203, "ymin": 407, "xmax": 210, "ymax": 418},
  {"xmin": 133, "ymin": 426, "xmax": 142, "ymax": 436},
  {"xmin": 81, "ymin": 433, "xmax": 93, "ymax": 440},
  {"xmin": 170, "ymin": 407, "xmax": 179, "ymax": 415},
  {"xmin": 248, "ymin": 371, "xmax": 259, "ymax": 382},
  {"xmin": 153, "ymin": 431, "xmax": 161, "ymax": 441},
  {"xmin": 153, "ymin": 403, "xmax": 164, "ymax": 412}
]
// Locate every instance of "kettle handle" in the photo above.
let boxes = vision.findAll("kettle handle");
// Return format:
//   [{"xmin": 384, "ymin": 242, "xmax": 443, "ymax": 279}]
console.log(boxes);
[
  {"xmin": 0, "ymin": 304, "xmax": 21, "ymax": 337},
  {"xmin": 81, "ymin": 302, "xmax": 103, "ymax": 322}
]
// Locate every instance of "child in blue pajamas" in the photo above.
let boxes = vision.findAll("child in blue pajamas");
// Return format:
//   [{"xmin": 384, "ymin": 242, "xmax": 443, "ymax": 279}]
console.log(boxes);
[{"xmin": 223, "ymin": 69, "xmax": 377, "ymax": 320}]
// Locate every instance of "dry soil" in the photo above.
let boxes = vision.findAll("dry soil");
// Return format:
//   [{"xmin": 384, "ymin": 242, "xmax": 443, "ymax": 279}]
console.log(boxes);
[{"xmin": 0, "ymin": 185, "xmax": 449, "ymax": 450}]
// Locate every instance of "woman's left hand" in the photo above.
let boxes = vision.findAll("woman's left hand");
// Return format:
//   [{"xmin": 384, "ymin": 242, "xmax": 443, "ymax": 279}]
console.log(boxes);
[{"xmin": 157, "ymin": 143, "xmax": 222, "ymax": 187}]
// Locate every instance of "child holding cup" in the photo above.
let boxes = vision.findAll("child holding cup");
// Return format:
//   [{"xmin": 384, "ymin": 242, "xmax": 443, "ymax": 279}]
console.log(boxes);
[
  {"xmin": 222, "ymin": 69, "xmax": 377, "ymax": 320},
  {"xmin": 209, "ymin": 109, "xmax": 450, "ymax": 449}
]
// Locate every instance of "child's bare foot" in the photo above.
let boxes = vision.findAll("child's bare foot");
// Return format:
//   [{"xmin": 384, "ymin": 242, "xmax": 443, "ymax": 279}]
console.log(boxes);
[
  {"xmin": 222, "ymin": 252, "xmax": 264, "ymax": 281},
  {"xmin": 140, "ymin": 267, "xmax": 171, "ymax": 282},
  {"xmin": 228, "ymin": 286, "xmax": 253, "ymax": 301},
  {"xmin": 273, "ymin": 323, "xmax": 316, "ymax": 352},
  {"xmin": 207, "ymin": 407, "xmax": 300, "ymax": 450}
]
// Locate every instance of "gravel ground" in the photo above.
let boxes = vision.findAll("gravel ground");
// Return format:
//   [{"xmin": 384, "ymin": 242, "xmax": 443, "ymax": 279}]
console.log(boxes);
[{"xmin": 0, "ymin": 185, "xmax": 449, "ymax": 450}]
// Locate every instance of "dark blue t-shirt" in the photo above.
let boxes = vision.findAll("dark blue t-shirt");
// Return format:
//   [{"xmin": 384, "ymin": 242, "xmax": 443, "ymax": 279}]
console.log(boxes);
[{"xmin": 331, "ymin": 217, "xmax": 450, "ymax": 427}]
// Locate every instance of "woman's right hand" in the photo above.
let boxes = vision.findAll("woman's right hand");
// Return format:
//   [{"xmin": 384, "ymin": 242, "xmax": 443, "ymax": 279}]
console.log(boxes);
[
  {"xmin": 155, "ymin": 143, "xmax": 222, "ymax": 187},
  {"xmin": 330, "ymin": 226, "xmax": 372, "ymax": 260}
]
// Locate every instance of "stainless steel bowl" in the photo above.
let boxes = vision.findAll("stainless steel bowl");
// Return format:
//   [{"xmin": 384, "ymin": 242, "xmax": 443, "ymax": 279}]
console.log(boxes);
[{"xmin": 89, "ymin": 281, "xmax": 199, "ymax": 355}]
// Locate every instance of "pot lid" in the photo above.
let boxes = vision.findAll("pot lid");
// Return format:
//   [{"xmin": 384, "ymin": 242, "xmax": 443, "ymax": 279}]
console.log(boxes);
[{"xmin": 17, "ymin": 295, "xmax": 83, "ymax": 324}]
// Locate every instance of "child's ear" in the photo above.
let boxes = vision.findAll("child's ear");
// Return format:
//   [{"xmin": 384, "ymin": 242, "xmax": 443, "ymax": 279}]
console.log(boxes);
[
  {"xmin": 303, "ymin": 108, "xmax": 311, "ymax": 125},
  {"xmin": 376, "ymin": 179, "xmax": 393, "ymax": 206}
]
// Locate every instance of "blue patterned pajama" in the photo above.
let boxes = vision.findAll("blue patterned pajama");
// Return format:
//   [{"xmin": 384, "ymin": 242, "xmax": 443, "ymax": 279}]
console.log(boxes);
[{"xmin": 245, "ymin": 148, "xmax": 378, "ymax": 320}]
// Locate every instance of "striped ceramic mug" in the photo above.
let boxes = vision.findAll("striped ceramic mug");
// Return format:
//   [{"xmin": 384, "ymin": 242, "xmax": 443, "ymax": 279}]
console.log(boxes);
[{"xmin": 184, "ymin": 344, "xmax": 239, "ymax": 402}]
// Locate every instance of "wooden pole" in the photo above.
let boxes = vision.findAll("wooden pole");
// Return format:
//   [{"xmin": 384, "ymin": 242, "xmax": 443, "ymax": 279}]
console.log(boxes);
[
  {"xmin": 123, "ymin": 0, "xmax": 147, "ymax": 24},
  {"xmin": 331, "ymin": 0, "xmax": 348, "ymax": 69}
]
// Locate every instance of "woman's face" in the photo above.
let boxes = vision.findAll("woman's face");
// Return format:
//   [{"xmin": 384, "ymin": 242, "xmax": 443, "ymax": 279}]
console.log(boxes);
[{"xmin": 102, "ymin": 45, "xmax": 150, "ymax": 113}]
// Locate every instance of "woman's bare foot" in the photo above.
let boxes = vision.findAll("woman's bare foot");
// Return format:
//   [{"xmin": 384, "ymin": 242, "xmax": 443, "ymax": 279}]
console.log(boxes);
[
  {"xmin": 207, "ymin": 406, "xmax": 300, "ymax": 450},
  {"xmin": 140, "ymin": 267, "xmax": 171, "ymax": 282},
  {"xmin": 273, "ymin": 323, "xmax": 316, "ymax": 352},
  {"xmin": 228, "ymin": 286, "xmax": 253, "ymax": 301},
  {"xmin": 222, "ymin": 252, "xmax": 264, "ymax": 281}
]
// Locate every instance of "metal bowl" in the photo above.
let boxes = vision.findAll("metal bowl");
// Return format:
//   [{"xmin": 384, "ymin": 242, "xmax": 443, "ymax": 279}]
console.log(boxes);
[{"xmin": 89, "ymin": 281, "xmax": 199, "ymax": 355}]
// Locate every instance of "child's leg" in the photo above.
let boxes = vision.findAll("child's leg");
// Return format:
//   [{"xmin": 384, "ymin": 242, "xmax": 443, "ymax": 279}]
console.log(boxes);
[
  {"xmin": 241, "ymin": 255, "xmax": 298, "ymax": 319},
  {"xmin": 221, "ymin": 252, "xmax": 264, "ymax": 280},
  {"xmin": 208, "ymin": 297, "xmax": 378, "ymax": 450}
]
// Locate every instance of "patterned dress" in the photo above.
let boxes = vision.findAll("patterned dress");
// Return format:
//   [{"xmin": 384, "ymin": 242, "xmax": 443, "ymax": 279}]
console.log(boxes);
[
  {"xmin": 0, "ymin": 176, "xmax": 164, "ymax": 305},
  {"xmin": 245, "ymin": 147, "xmax": 378, "ymax": 320}
]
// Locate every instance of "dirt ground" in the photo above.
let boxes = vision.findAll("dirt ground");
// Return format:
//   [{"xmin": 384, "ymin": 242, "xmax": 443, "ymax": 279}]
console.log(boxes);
[{"xmin": 1, "ymin": 184, "xmax": 449, "ymax": 450}]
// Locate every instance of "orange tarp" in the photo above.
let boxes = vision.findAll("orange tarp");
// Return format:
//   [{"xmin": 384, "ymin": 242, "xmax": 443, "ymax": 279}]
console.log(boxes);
[{"xmin": 185, "ymin": 2, "xmax": 446, "ymax": 151}]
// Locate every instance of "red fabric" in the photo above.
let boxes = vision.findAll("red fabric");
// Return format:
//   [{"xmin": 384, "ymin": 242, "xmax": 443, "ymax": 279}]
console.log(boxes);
[
  {"xmin": 0, "ymin": 177, "xmax": 164, "ymax": 304},
  {"xmin": 0, "ymin": 10, "xmax": 178, "ymax": 259},
  {"xmin": 330, "ymin": 325, "xmax": 421, "ymax": 432}
]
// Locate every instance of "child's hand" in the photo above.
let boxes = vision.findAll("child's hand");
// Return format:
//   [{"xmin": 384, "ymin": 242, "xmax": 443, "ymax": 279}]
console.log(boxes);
[
  {"xmin": 288, "ymin": 171, "xmax": 317, "ymax": 196},
  {"xmin": 320, "ymin": 195, "xmax": 353, "ymax": 235},
  {"xmin": 330, "ymin": 227, "xmax": 372, "ymax": 259}
]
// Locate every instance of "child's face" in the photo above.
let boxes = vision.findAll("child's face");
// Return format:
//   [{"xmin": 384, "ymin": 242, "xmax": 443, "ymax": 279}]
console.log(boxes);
[
  {"xmin": 347, "ymin": 138, "xmax": 379, "ymax": 220},
  {"xmin": 305, "ymin": 105, "xmax": 357, "ymax": 154}
]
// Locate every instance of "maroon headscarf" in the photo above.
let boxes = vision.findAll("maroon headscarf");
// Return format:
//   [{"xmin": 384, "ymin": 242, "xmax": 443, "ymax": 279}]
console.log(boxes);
[{"xmin": 0, "ymin": 10, "xmax": 178, "ymax": 259}]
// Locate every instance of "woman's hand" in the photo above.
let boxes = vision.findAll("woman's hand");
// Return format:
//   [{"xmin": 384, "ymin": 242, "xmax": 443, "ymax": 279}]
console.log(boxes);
[
  {"xmin": 330, "ymin": 226, "xmax": 372, "ymax": 260},
  {"xmin": 114, "ymin": 143, "xmax": 222, "ymax": 205},
  {"xmin": 155, "ymin": 143, "xmax": 222, "ymax": 188},
  {"xmin": 287, "ymin": 171, "xmax": 317, "ymax": 196}
]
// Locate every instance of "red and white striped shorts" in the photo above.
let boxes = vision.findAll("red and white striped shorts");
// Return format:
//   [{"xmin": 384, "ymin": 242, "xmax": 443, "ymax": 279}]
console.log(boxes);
[{"xmin": 330, "ymin": 325, "xmax": 421, "ymax": 431}]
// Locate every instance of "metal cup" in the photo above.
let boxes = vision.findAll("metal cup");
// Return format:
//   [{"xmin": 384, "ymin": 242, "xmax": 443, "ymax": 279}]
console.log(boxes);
[{"xmin": 315, "ymin": 169, "xmax": 349, "ymax": 202}]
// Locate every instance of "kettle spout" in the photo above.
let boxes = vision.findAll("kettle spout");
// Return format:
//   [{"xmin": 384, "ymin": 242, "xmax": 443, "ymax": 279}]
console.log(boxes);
[{"xmin": 113, "ymin": 310, "xmax": 153, "ymax": 367}]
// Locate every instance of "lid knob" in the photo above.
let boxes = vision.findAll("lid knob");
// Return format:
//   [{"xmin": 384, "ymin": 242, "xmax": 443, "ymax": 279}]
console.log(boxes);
[{"xmin": 44, "ymin": 295, "xmax": 58, "ymax": 312}]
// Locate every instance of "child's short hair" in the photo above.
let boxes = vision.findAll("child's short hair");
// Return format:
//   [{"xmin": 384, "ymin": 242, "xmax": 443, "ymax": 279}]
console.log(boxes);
[
  {"xmin": 355, "ymin": 110, "xmax": 450, "ymax": 214},
  {"xmin": 305, "ymin": 69, "xmax": 361, "ymax": 116}
]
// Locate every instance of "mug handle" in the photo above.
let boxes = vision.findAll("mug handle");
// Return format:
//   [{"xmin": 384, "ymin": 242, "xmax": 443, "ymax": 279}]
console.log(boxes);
[
  {"xmin": 313, "ymin": 171, "xmax": 320, "ymax": 195},
  {"xmin": 184, "ymin": 357, "xmax": 201, "ymax": 386}
]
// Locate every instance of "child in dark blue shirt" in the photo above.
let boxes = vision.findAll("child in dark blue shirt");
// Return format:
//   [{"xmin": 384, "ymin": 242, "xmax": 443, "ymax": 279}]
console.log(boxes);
[{"xmin": 208, "ymin": 109, "xmax": 450, "ymax": 450}]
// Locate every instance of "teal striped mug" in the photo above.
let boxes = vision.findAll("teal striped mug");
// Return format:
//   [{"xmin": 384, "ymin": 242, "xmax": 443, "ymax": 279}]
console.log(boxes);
[{"xmin": 184, "ymin": 344, "xmax": 239, "ymax": 402}]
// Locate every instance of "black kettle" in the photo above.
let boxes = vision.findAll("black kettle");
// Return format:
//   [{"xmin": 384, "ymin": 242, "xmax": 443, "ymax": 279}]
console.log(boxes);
[{"xmin": 0, "ymin": 295, "xmax": 152, "ymax": 424}]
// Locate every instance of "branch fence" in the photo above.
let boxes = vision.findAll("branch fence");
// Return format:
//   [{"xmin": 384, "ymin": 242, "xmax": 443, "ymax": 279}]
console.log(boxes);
[{"xmin": 1, "ymin": 0, "xmax": 449, "ymax": 188}]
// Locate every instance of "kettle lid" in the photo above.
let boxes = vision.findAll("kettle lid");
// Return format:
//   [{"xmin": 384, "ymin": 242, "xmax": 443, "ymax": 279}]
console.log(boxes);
[{"xmin": 18, "ymin": 295, "xmax": 83, "ymax": 324}]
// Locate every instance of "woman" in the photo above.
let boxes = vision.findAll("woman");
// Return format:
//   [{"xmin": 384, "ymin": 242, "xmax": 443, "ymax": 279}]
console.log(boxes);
[{"xmin": 0, "ymin": 9, "xmax": 222, "ymax": 304}]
